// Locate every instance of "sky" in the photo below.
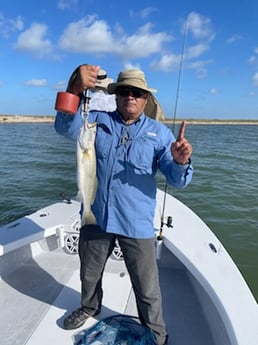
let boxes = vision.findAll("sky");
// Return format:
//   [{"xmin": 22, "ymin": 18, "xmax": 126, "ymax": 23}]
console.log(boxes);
[{"xmin": 1, "ymin": 0, "xmax": 258, "ymax": 119}]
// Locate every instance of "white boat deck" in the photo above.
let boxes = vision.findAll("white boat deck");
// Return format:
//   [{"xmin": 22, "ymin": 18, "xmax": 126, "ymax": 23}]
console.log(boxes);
[
  {"xmin": 0, "ymin": 241, "xmax": 216, "ymax": 345},
  {"xmin": 25, "ymin": 263, "xmax": 133, "ymax": 344}
]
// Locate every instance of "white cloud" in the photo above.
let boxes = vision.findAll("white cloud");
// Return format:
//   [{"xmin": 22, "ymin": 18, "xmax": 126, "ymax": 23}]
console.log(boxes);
[
  {"xmin": 0, "ymin": 13, "xmax": 24, "ymax": 38},
  {"xmin": 187, "ymin": 12, "xmax": 215, "ymax": 41},
  {"xmin": 151, "ymin": 53, "xmax": 181, "ymax": 71},
  {"xmin": 58, "ymin": 16, "xmax": 171, "ymax": 60},
  {"xmin": 15, "ymin": 23, "xmax": 54, "ymax": 58},
  {"xmin": 57, "ymin": 0, "xmax": 79, "ymax": 10},
  {"xmin": 129, "ymin": 7, "xmax": 158, "ymax": 19},
  {"xmin": 149, "ymin": 12, "xmax": 215, "ymax": 76},
  {"xmin": 25, "ymin": 79, "xmax": 48, "ymax": 87},
  {"xmin": 186, "ymin": 59, "xmax": 213, "ymax": 70},
  {"xmin": 123, "ymin": 62, "xmax": 141, "ymax": 70},
  {"xmin": 195, "ymin": 68, "xmax": 207, "ymax": 79},
  {"xmin": 186, "ymin": 59, "xmax": 213, "ymax": 79},
  {"xmin": 151, "ymin": 50, "xmax": 213, "ymax": 74},
  {"xmin": 121, "ymin": 23, "xmax": 171, "ymax": 59},
  {"xmin": 54, "ymin": 80, "xmax": 67, "ymax": 90},
  {"xmin": 149, "ymin": 12, "xmax": 216, "ymax": 74},
  {"xmin": 185, "ymin": 43, "xmax": 210, "ymax": 59},
  {"xmin": 209, "ymin": 87, "xmax": 218, "ymax": 95},
  {"xmin": 252, "ymin": 72, "xmax": 258, "ymax": 86},
  {"xmin": 10, "ymin": 16, "xmax": 24, "ymax": 30},
  {"xmin": 248, "ymin": 56, "xmax": 256, "ymax": 64},
  {"xmin": 248, "ymin": 48, "xmax": 258, "ymax": 65},
  {"xmin": 11, "ymin": 12, "xmax": 215, "ymax": 77},
  {"xmin": 227, "ymin": 34, "xmax": 243, "ymax": 44},
  {"xmin": 58, "ymin": 16, "xmax": 116, "ymax": 53}
]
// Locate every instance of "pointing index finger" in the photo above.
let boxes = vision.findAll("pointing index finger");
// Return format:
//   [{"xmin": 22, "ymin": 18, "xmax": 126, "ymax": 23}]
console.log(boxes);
[{"xmin": 177, "ymin": 120, "xmax": 186, "ymax": 141}]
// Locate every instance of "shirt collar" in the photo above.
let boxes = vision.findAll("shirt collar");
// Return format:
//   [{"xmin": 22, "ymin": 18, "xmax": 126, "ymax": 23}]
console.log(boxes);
[{"xmin": 116, "ymin": 111, "xmax": 144, "ymax": 125}]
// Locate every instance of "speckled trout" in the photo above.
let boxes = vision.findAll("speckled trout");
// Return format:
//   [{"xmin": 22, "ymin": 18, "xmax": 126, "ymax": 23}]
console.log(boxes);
[{"xmin": 77, "ymin": 116, "xmax": 97, "ymax": 226}]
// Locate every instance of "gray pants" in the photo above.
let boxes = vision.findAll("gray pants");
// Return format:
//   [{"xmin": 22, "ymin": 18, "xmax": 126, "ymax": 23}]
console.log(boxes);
[{"xmin": 79, "ymin": 225, "xmax": 168, "ymax": 345}]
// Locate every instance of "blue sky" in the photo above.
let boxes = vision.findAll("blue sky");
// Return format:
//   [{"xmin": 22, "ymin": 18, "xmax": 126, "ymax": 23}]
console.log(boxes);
[{"xmin": 1, "ymin": 0, "xmax": 258, "ymax": 119}]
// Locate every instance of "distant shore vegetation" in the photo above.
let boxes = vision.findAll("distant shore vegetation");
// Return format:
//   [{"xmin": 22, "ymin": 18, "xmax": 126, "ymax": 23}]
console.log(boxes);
[{"xmin": 1, "ymin": 114, "xmax": 258, "ymax": 125}]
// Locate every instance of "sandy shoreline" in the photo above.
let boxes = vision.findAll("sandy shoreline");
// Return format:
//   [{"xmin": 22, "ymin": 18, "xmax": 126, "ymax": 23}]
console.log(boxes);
[
  {"xmin": 0, "ymin": 115, "xmax": 55, "ymax": 123},
  {"xmin": 1, "ymin": 114, "xmax": 258, "ymax": 125},
  {"xmin": 162, "ymin": 119, "xmax": 258, "ymax": 125}
]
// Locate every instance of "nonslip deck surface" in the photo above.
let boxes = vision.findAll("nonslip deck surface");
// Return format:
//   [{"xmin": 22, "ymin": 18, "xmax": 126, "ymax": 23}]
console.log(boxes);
[{"xmin": 0, "ymin": 248, "xmax": 215, "ymax": 345}]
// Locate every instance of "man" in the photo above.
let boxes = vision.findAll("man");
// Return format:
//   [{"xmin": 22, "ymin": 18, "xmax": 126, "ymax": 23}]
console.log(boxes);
[{"xmin": 55, "ymin": 64, "xmax": 193, "ymax": 345}]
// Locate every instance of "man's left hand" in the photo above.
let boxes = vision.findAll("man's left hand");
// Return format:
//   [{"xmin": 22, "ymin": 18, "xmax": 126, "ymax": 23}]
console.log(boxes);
[{"xmin": 171, "ymin": 121, "xmax": 192, "ymax": 165}]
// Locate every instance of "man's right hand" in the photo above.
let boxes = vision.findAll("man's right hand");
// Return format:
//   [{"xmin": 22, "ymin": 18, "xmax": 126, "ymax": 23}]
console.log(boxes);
[{"xmin": 67, "ymin": 64, "xmax": 100, "ymax": 95}]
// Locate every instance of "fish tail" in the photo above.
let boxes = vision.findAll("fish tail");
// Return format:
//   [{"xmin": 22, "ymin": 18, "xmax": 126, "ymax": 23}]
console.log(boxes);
[{"xmin": 81, "ymin": 210, "xmax": 97, "ymax": 226}]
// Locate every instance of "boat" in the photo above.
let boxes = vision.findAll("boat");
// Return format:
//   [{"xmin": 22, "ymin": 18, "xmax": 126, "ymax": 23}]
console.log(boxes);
[{"xmin": 0, "ymin": 188, "xmax": 258, "ymax": 345}]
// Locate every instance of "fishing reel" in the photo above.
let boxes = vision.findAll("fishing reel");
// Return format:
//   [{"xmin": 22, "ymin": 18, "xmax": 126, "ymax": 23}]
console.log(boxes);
[
  {"xmin": 157, "ymin": 216, "xmax": 173, "ymax": 241},
  {"xmin": 161, "ymin": 216, "xmax": 173, "ymax": 229}
]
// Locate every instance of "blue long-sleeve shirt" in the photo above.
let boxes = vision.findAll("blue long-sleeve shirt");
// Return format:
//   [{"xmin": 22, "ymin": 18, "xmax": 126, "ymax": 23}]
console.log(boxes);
[{"xmin": 55, "ymin": 109, "xmax": 193, "ymax": 238}]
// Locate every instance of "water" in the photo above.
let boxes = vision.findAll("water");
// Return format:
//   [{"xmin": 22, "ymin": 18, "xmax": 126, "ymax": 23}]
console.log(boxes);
[{"xmin": 0, "ymin": 122, "xmax": 258, "ymax": 301}]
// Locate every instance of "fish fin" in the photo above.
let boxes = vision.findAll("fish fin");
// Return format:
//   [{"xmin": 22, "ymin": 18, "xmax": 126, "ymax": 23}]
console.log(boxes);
[
  {"xmin": 76, "ymin": 190, "xmax": 83, "ymax": 202},
  {"xmin": 87, "ymin": 122, "xmax": 97, "ymax": 129}
]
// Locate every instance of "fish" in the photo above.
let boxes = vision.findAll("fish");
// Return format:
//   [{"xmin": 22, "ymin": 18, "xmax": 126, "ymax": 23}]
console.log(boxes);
[{"xmin": 77, "ymin": 116, "xmax": 97, "ymax": 226}]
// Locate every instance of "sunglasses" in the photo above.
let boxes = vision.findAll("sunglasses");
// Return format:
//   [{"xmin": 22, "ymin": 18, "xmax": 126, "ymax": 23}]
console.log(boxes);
[{"xmin": 116, "ymin": 86, "xmax": 148, "ymax": 99}]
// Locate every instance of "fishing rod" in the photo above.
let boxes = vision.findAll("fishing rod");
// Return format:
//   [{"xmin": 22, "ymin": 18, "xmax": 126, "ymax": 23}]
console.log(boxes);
[
  {"xmin": 157, "ymin": 17, "xmax": 188, "ymax": 242},
  {"xmin": 171, "ymin": 17, "xmax": 188, "ymax": 133}
]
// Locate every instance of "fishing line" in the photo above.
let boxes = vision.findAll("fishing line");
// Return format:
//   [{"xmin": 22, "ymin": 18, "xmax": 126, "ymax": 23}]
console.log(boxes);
[{"xmin": 158, "ymin": 17, "xmax": 188, "ymax": 240}]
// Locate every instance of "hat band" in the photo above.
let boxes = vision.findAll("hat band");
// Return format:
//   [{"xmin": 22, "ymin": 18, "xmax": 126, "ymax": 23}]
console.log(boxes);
[{"xmin": 97, "ymin": 74, "xmax": 107, "ymax": 80}]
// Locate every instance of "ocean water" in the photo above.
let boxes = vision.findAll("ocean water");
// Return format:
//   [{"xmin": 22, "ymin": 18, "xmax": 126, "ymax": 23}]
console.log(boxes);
[{"xmin": 0, "ymin": 122, "xmax": 258, "ymax": 301}]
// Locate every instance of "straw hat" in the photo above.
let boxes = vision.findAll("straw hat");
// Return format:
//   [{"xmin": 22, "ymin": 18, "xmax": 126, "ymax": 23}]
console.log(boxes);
[
  {"xmin": 108, "ymin": 69, "xmax": 165, "ymax": 121},
  {"xmin": 107, "ymin": 69, "xmax": 157, "ymax": 94},
  {"xmin": 95, "ymin": 69, "xmax": 113, "ymax": 90}
]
